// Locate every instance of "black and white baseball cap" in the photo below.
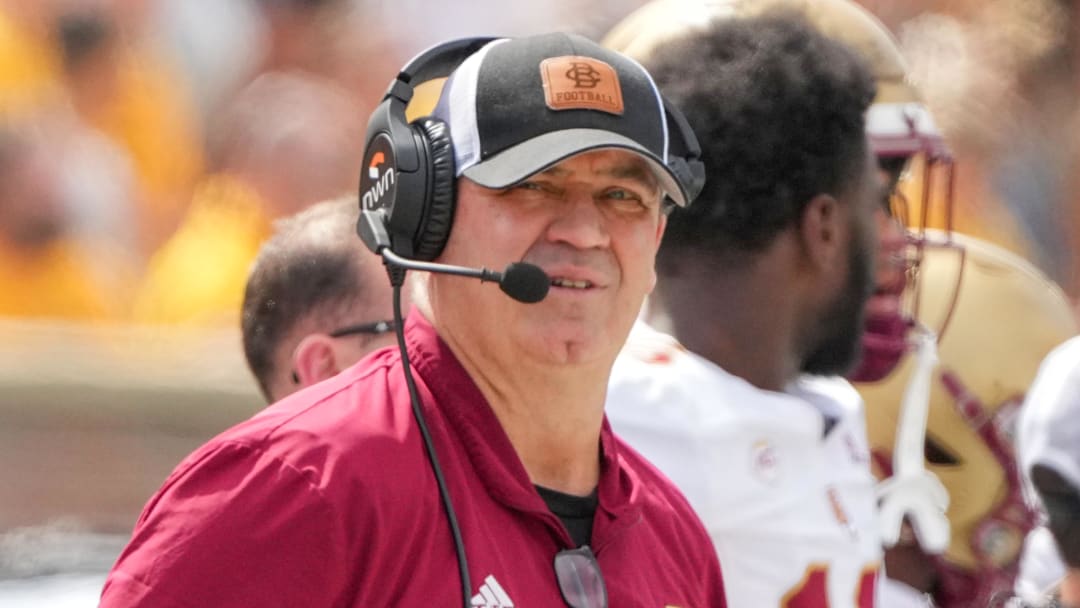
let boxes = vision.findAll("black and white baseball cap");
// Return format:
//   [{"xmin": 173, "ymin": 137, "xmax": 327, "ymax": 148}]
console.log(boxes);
[{"xmin": 430, "ymin": 32, "xmax": 694, "ymax": 206}]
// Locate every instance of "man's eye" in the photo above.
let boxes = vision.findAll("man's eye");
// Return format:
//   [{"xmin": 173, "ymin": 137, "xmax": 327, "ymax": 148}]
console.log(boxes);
[
  {"xmin": 513, "ymin": 181, "xmax": 562, "ymax": 197},
  {"xmin": 603, "ymin": 188, "xmax": 651, "ymax": 210},
  {"xmin": 515, "ymin": 181, "xmax": 543, "ymax": 191},
  {"xmin": 605, "ymin": 188, "xmax": 645, "ymax": 202}
]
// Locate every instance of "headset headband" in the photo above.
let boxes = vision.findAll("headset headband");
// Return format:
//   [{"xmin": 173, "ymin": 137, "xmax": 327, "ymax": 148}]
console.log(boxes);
[{"xmin": 388, "ymin": 37, "xmax": 498, "ymax": 103}]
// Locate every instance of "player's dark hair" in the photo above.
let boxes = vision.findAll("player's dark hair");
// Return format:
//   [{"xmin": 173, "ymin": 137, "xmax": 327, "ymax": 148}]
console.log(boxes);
[
  {"xmin": 241, "ymin": 196, "xmax": 373, "ymax": 401},
  {"xmin": 645, "ymin": 12, "xmax": 876, "ymax": 272}
]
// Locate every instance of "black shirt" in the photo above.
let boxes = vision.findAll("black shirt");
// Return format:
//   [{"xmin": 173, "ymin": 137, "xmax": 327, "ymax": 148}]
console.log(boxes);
[{"xmin": 535, "ymin": 484, "xmax": 599, "ymax": 547}]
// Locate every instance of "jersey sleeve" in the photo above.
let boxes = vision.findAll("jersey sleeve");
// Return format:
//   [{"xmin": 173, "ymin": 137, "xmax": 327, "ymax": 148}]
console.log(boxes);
[
  {"xmin": 1018, "ymin": 337, "xmax": 1080, "ymax": 503},
  {"xmin": 100, "ymin": 440, "xmax": 350, "ymax": 608}
]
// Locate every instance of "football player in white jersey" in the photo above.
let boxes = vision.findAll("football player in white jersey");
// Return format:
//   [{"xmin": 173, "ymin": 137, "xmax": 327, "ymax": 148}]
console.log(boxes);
[
  {"xmin": 603, "ymin": 8, "xmax": 888, "ymax": 607},
  {"xmin": 605, "ymin": 2, "xmax": 1079, "ymax": 607}
]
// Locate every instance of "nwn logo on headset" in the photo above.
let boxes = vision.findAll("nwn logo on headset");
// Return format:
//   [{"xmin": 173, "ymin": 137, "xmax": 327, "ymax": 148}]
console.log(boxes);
[{"xmin": 360, "ymin": 134, "xmax": 397, "ymax": 211}]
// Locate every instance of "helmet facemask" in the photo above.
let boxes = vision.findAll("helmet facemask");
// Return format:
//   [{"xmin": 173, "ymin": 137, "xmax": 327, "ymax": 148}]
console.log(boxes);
[{"xmin": 851, "ymin": 112, "xmax": 961, "ymax": 383}]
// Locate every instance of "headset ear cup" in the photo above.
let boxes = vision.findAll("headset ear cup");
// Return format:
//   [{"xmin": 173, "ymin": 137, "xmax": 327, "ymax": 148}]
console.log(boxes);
[{"xmin": 413, "ymin": 118, "xmax": 456, "ymax": 261}]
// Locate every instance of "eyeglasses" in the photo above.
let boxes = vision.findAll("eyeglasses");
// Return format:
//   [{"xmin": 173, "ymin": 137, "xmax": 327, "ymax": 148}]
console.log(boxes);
[
  {"xmin": 328, "ymin": 320, "xmax": 396, "ymax": 338},
  {"xmin": 554, "ymin": 545, "xmax": 608, "ymax": 608},
  {"xmin": 289, "ymin": 320, "xmax": 397, "ymax": 385}
]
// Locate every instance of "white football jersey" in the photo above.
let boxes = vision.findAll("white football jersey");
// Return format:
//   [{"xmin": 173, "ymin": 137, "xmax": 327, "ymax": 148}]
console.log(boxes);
[{"xmin": 607, "ymin": 322, "xmax": 883, "ymax": 607}]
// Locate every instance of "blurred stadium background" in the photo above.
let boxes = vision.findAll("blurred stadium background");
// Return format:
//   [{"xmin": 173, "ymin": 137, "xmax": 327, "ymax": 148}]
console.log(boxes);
[{"xmin": 1, "ymin": 0, "xmax": 1079, "ymax": 605}]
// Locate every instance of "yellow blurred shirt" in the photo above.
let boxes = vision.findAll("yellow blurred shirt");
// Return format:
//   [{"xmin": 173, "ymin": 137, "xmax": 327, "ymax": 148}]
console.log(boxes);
[
  {"xmin": 132, "ymin": 174, "xmax": 271, "ymax": 326},
  {"xmin": 0, "ymin": 8, "xmax": 204, "ymax": 252},
  {"xmin": 0, "ymin": 9, "xmax": 62, "ymax": 119},
  {"xmin": 83, "ymin": 49, "xmax": 205, "ymax": 249},
  {"xmin": 0, "ymin": 238, "xmax": 125, "ymax": 320}
]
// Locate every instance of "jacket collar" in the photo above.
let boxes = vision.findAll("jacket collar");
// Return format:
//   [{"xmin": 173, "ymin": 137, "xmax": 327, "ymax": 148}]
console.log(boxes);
[{"xmin": 402, "ymin": 310, "xmax": 642, "ymax": 540}]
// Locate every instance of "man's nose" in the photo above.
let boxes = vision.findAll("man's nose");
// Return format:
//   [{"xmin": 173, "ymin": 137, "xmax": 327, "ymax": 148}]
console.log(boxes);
[{"xmin": 545, "ymin": 192, "xmax": 610, "ymax": 250}]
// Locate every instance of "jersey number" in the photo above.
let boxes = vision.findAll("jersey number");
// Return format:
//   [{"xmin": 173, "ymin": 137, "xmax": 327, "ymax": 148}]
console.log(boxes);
[{"xmin": 782, "ymin": 564, "xmax": 878, "ymax": 607}]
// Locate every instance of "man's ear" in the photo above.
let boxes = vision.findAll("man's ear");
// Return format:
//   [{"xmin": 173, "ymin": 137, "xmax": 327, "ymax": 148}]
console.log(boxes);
[
  {"xmin": 798, "ymin": 193, "xmax": 845, "ymax": 271},
  {"xmin": 292, "ymin": 334, "xmax": 339, "ymax": 389}
]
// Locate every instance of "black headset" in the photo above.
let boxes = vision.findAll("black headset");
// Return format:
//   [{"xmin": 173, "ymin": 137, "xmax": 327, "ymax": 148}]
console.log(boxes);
[
  {"xmin": 357, "ymin": 36, "xmax": 706, "ymax": 263},
  {"xmin": 357, "ymin": 37, "xmax": 493, "ymax": 261}
]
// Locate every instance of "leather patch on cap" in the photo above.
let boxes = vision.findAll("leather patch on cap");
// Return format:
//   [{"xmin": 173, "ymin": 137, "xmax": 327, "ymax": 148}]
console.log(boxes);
[{"xmin": 540, "ymin": 56, "xmax": 624, "ymax": 115}]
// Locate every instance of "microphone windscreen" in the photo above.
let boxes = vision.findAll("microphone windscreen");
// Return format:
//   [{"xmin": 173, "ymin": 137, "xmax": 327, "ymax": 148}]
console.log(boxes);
[{"xmin": 500, "ymin": 263, "xmax": 550, "ymax": 304}]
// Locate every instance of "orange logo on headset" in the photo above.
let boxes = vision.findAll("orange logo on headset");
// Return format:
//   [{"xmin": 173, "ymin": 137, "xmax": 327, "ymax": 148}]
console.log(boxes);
[
  {"xmin": 361, "ymin": 134, "xmax": 396, "ymax": 211},
  {"xmin": 368, "ymin": 152, "xmax": 386, "ymax": 179}
]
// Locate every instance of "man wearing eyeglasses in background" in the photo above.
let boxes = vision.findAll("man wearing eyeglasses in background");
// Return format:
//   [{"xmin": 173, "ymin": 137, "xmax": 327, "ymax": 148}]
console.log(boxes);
[{"xmin": 241, "ymin": 195, "xmax": 402, "ymax": 403}]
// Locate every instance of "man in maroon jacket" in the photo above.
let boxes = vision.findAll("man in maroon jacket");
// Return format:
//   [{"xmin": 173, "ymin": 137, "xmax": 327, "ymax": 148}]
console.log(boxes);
[{"xmin": 101, "ymin": 32, "xmax": 725, "ymax": 607}]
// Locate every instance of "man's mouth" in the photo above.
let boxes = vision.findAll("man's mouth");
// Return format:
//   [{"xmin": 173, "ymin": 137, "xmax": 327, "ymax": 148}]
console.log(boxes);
[{"xmin": 550, "ymin": 278, "xmax": 593, "ymax": 289}]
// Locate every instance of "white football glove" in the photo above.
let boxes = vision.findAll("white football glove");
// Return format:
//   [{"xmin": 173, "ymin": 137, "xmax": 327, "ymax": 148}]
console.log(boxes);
[{"xmin": 876, "ymin": 326, "xmax": 951, "ymax": 554}]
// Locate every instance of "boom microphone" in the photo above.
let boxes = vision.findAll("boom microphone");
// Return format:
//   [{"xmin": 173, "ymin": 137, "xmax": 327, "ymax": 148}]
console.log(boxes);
[
  {"xmin": 379, "ymin": 248, "xmax": 550, "ymax": 304},
  {"xmin": 496, "ymin": 262, "xmax": 550, "ymax": 304}
]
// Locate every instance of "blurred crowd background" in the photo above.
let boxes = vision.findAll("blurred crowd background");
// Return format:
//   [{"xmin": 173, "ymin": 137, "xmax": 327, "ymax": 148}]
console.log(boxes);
[{"xmin": 2, "ymin": 0, "xmax": 1080, "ymax": 604}]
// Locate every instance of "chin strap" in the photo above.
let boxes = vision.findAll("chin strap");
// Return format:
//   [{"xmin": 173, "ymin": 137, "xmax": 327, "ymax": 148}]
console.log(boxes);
[{"xmin": 877, "ymin": 325, "xmax": 952, "ymax": 554}]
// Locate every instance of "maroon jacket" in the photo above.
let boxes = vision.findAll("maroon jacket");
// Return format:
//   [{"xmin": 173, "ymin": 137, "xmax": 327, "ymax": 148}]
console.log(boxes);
[{"xmin": 101, "ymin": 312, "xmax": 726, "ymax": 607}]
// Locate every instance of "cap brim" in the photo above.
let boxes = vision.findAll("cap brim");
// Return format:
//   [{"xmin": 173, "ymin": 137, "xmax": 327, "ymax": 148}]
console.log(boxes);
[{"xmin": 461, "ymin": 128, "xmax": 688, "ymax": 207}]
